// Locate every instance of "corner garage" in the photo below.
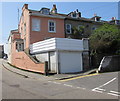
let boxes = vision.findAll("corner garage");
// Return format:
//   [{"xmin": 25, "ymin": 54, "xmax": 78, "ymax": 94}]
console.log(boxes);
[{"xmin": 30, "ymin": 38, "xmax": 89, "ymax": 74}]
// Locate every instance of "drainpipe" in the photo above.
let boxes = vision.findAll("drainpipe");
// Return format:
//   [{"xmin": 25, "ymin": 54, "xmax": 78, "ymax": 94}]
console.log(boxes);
[{"xmin": 44, "ymin": 61, "xmax": 49, "ymax": 76}]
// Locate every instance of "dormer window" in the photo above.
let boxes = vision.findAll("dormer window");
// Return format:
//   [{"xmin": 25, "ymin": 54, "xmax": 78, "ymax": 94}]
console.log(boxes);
[
  {"xmin": 73, "ymin": 13, "xmax": 76, "ymax": 18},
  {"xmin": 68, "ymin": 9, "xmax": 81, "ymax": 18},
  {"xmin": 40, "ymin": 8, "xmax": 50, "ymax": 15}
]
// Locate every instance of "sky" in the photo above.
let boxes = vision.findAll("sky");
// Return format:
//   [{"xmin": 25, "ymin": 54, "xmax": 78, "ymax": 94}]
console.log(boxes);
[{"xmin": 0, "ymin": 1, "xmax": 120, "ymax": 53}]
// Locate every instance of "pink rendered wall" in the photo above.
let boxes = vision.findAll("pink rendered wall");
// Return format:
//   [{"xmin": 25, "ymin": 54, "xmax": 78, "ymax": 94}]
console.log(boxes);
[
  {"xmin": 19, "ymin": 8, "xmax": 30, "ymax": 49},
  {"xmin": 29, "ymin": 16, "xmax": 65, "ymax": 44},
  {"xmin": 12, "ymin": 34, "xmax": 20, "ymax": 40},
  {"xmin": 11, "ymin": 41, "xmax": 45, "ymax": 73}
]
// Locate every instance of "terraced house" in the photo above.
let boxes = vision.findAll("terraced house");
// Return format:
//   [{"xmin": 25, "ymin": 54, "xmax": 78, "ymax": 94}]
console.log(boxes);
[{"xmin": 8, "ymin": 4, "xmax": 120, "ymax": 74}]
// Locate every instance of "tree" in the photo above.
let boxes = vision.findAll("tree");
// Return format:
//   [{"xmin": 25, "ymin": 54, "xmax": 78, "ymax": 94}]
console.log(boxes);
[
  {"xmin": 90, "ymin": 23, "xmax": 120, "ymax": 55},
  {"xmin": 72, "ymin": 26, "xmax": 85, "ymax": 39}
]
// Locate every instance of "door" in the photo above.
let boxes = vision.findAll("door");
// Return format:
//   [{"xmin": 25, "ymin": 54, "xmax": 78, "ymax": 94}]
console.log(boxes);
[
  {"xmin": 59, "ymin": 51, "xmax": 82, "ymax": 73},
  {"xmin": 50, "ymin": 52, "xmax": 56, "ymax": 73}
]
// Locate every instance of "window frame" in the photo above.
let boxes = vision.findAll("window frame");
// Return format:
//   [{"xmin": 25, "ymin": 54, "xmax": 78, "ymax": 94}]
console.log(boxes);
[
  {"xmin": 48, "ymin": 20, "xmax": 56, "ymax": 33},
  {"xmin": 78, "ymin": 25, "xmax": 85, "ymax": 35},
  {"xmin": 66, "ymin": 24, "xmax": 72, "ymax": 34},
  {"xmin": 32, "ymin": 18, "xmax": 40, "ymax": 32},
  {"xmin": 24, "ymin": 23, "xmax": 26, "ymax": 35},
  {"xmin": 16, "ymin": 42, "xmax": 24, "ymax": 52}
]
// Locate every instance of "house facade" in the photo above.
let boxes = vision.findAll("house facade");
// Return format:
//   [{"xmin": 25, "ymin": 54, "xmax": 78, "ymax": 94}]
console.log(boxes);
[
  {"xmin": 64, "ymin": 11, "xmax": 111, "ymax": 39},
  {"xmin": 8, "ymin": 4, "xmax": 120, "ymax": 74},
  {"xmin": 8, "ymin": 4, "xmax": 65, "ymax": 74}
]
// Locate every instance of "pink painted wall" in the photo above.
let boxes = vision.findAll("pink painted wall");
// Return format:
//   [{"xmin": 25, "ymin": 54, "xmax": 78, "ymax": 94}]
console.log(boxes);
[
  {"xmin": 12, "ymin": 34, "xmax": 20, "ymax": 41},
  {"xmin": 19, "ymin": 5, "xmax": 30, "ymax": 49},
  {"xmin": 11, "ymin": 41, "xmax": 45, "ymax": 73},
  {"xmin": 29, "ymin": 16, "xmax": 65, "ymax": 44}
]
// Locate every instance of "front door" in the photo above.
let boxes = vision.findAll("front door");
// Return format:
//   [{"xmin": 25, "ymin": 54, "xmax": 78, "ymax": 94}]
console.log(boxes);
[{"xmin": 50, "ymin": 52, "xmax": 56, "ymax": 73}]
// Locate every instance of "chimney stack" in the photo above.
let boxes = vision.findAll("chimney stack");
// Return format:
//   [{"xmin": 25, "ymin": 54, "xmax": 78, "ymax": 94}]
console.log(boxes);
[
  {"xmin": 51, "ymin": 4, "xmax": 57, "ymax": 14},
  {"xmin": 22, "ymin": 4, "xmax": 28, "ymax": 11},
  {"xmin": 76, "ymin": 9, "xmax": 81, "ymax": 18},
  {"xmin": 112, "ymin": 17, "xmax": 116, "ymax": 20}
]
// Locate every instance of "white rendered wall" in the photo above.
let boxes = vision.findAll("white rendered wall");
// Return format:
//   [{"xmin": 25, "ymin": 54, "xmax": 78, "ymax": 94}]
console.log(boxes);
[
  {"xmin": 35, "ymin": 52, "xmax": 48, "ymax": 63},
  {"xmin": 8, "ymin": 36, "xmax": 12, "ymax": 63},
  {"xmin": 30, "ymin": 38, "xmax": 87, "ymax": 54}
]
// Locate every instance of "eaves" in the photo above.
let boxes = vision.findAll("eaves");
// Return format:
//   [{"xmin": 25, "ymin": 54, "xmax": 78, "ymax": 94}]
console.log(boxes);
[{"xmin": 29, "ymin": 13, "xmax": 65, "ymax": 19}]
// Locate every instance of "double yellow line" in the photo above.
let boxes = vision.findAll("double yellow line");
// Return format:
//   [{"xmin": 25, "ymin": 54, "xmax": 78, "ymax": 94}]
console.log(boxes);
[{"xmin": 60, "ymin": 73, "xmax": 99, "ymax": 82}]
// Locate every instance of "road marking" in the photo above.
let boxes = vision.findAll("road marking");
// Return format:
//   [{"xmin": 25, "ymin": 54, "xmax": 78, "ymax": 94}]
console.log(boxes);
[
  {"xmin": 107, "ymin": 92, "xmax": 120, "ymax": 97},
  {"xmin": 95, "ymin": 88, "xmax": 106, "ymax": 91},
  {"xmin": 110, "ymin": 91, "xmax": 120, "ymax": 95},
  {"xmin": 63, "ymin": 84, "xmax": 73, "ymax": 87},
  {"xmin": 60, "ymin": 73, "xmax": 99, "ymax": 82},
  {"xmin": 53, "ymin": 81, "xmax": 61, "ymax": 85},
  {"xmin": 92, "ymin": 89, "xmax": 103, "ymax": 93},
  {"xmin": 99, "ymin": 77, "xmax": 117, "ymax": 88},
  {"xmin": 92, "ymin": 77, "xmax": 117, "ymax": 93},
  {"xmin": 76, "ymin": 87, "xmax": 86, "ymax": 90},
  {"xmin": 76, "ymin": 87, "xmax": 82, "ymax": 89},
  {"xmin": 48, "ymin": 81, "xmax": 52, "ymax": 83}
]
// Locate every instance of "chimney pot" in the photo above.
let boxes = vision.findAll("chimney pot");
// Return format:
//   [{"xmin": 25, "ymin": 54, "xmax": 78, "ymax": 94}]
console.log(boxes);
[{"xmin": 112, "ymin": 17, "xmax": 116, "ymax": 20}]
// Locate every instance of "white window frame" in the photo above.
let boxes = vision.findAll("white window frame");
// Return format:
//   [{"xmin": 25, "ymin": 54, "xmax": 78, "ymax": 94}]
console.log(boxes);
[
  {"xmin": 48, "ymin": 20, "xmax": 56, "ymax": 33},
  {"xmin": 66, "ymin": 24, "xmax": 71, "ymax": 34},
  {"xmin": 16, "ymin": 42, "xmax": 24, "ymax": 52},
  {"xmin": 32, "ymin": 18, "xmax": 40, "ymax": 32}
]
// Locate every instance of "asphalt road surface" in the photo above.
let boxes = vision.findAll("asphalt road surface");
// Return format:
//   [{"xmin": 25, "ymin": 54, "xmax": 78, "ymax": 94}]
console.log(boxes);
[
  {"xmin": 0, "ymin": 59, "xmax": 119, "ymax": 99},
  {"xmin": 60, "ymin": 71, "xmax": 120, "ymax": 97}
]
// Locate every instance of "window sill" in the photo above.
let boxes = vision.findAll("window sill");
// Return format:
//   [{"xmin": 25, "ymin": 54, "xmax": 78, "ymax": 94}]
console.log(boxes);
[
  {"xmin": 32, "ymin": 30, "xmax": 40, "ymax": 32},
  {"xmin": 48, "ymin": 31, "xmax": 56, "ymax": 34},
  {"xmin": 66, "ymin": 33, "xmax": 72, "ymax": 34}
]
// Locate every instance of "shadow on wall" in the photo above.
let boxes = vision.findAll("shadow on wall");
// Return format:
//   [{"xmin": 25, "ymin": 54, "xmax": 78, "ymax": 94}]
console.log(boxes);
[{"xmin": 98, "ymin": 55, "xmax": 120, "ymax": 73}]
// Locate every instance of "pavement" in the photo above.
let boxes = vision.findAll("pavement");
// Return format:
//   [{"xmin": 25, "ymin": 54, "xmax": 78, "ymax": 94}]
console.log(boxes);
[{"xmin": 2, "ymin": 59, "xmax": 98, "ymax": 81}]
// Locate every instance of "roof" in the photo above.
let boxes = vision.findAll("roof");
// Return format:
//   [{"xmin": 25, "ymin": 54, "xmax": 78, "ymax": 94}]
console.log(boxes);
[
  {"xmin": 29, "ymin": 9, "xmax": 65, "ymax": 19},
  {"xmin": 8, "ymin": 29, "xmax": 19, "ymax": 41},
  {"xmin": 28, "ymin": 9, "xmax": 95, "ymax": 22},
  {"xmin": 40, "ymin": 7, "xmax": 50, "ymax": 10}
]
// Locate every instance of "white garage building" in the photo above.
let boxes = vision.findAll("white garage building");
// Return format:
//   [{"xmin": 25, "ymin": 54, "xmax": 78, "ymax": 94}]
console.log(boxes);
[{"xmin": 30, "ymin": 38, "xmax": 89, "ymax": 74}]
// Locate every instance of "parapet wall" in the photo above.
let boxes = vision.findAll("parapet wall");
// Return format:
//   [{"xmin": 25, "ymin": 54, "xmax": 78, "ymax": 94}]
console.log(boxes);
[{"xmin": 12, "ymin": 51, "xmax": 45, "ymax": 74}]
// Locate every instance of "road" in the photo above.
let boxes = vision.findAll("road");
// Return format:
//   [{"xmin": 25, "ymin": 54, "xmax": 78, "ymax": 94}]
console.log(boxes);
[
  {"xmin": 0, "ymin": 59, "xmax": 119, "ymax": 99},
  {"xmin": 60, "ymin": 72, "xmax": 119, "ymax": 97}
]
